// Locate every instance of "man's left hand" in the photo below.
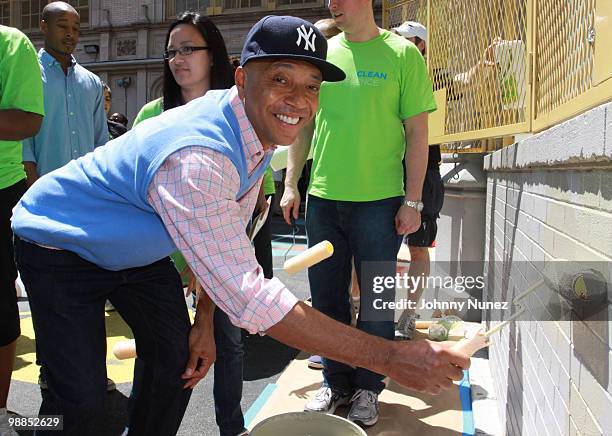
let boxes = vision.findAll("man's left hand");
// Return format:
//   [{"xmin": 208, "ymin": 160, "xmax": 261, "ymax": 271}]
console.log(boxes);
[
  {"xmin": 181, "ymin": 322, "xmax": 216, "ymax": 389},
  {"xmin": 395, "ymin": 205, "xmax": 421, "ymax": 235}
]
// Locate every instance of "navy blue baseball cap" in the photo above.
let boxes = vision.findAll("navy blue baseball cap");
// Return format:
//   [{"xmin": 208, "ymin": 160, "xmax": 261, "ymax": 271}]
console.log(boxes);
[{"xmin": 241, "ymin": 15, "xmax": 345, "ymax": 82}]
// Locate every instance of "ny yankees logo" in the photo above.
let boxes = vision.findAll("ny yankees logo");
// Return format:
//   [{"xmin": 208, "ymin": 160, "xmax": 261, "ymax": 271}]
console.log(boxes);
[{"xmin": 296, "ymin": 24, "xmax": 317, "ymax": 52}]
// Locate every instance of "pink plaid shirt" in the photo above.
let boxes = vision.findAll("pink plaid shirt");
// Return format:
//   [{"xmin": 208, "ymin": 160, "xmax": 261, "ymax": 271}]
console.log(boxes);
[{"xmin": 147, "ymin": 87, "xmax": 298, "ymax": 334}]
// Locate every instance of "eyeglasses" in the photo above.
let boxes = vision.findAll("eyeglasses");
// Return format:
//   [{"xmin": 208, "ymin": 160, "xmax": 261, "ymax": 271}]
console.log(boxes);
[{"xmin": 163, "ymin": 46, "xmax": 209, "ymax": 60}]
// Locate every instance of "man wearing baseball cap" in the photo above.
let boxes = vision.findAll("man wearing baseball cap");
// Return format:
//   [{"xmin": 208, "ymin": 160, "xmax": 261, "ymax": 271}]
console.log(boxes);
[
  {"xmin": 12, "ymin": 15, "xmax": 468, "ymax": 435},
  {"xmin": 392, "ymin": 21, "xmax": 427, "ymax": 55}
]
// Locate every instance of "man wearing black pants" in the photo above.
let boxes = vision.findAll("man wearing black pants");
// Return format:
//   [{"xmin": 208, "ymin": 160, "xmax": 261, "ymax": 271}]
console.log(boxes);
[
  {"xmin": 0, "ymin": 25, "xmax": 44, "ymax": 435},
  {"xmin": 15, "ymin": 243, "xmax": 192, "ymax": 434}
]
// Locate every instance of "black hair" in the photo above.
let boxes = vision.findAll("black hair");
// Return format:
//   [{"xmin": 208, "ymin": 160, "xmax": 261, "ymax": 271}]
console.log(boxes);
[
  {"xmin": 162, "ymin": 12, "xmax": 234, "ymax": 110},
  {"xmin": 110, "ymin": 112, "xmax": 128, "ymax": 126}
]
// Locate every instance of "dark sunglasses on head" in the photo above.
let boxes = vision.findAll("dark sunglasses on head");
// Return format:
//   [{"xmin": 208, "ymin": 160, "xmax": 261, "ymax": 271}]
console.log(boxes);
[{"xmin": 163, "ymin": 46, "xmax": 209, "ymax": 60}]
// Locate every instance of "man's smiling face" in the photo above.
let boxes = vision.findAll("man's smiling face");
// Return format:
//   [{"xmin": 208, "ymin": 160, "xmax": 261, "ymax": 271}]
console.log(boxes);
[{"xmin": 236, "ymin": 59, "xmax": 322, "ymax": 148}]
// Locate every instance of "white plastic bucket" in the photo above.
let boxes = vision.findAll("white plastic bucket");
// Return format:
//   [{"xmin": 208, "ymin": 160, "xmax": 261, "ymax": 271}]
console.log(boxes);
[{"xmin": 251, "ymin": 412, "xmax": 367, "ymax": 436}]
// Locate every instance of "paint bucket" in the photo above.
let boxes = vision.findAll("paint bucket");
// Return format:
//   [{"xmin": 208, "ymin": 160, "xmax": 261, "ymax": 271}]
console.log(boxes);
[{"xmin": 250, "ymin": 412, "xmax": 367, "ymax": 436}]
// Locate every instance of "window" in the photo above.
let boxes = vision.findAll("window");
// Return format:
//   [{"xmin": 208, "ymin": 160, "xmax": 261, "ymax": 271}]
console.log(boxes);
[
  {"xmin": 21, "ymin": 0, "xmax": 44, "ymax": 30},
  {"xmin": 0, "ymin": 0, "xmax": 10, "ymax": 26},
  {"xmin": 173, "ymin": 0, "xmax": 210, "ymax": 14},
  {"xmin": 277, "ymin": 0, "xmax": 319, "ymax": 6},
  {"xmin": 222, "ymin": 0, "xmax": 262, "ymax": 10},
  {"xmin": 20, "ymin": 0, "xmax": 88, "ymax": 30},
  {"xmin": 68, "ymin": 0, "xmax": 89, "ymax": 25}
]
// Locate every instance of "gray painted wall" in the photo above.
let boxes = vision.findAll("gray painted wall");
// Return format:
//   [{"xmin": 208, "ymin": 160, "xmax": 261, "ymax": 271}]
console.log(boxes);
[{"xmin": 483, "ymin": 101, "xmax": 612, "ymax": 435}]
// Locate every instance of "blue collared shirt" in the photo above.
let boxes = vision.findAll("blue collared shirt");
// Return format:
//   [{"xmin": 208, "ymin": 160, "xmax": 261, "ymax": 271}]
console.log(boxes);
[{"xmin": 22, "ymin": 49, "xmax": 108, "ymax": 176}]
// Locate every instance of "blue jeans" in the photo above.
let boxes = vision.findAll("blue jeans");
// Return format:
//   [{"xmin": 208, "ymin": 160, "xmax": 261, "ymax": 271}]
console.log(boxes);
[
  {"xmin": 15, "ymin": 238, "xmax": 192, "ymax": 435},
  {"xmin": 306, "ymin": 195, "xmax": 403, "ymax": 395}
]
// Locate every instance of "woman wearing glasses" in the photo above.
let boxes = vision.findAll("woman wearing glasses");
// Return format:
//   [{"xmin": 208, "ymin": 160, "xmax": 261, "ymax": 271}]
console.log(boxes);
[{"xmin": 132, "ymin": 12, "xmax": 247, "ymax": 436}]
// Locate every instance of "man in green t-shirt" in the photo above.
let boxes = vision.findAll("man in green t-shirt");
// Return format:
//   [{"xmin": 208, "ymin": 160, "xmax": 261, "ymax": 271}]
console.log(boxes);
[
  {"xmin": 0, "ymin": 25, "xmax": 44, "ymax": 435},
  {"xmin": 281, "ymin": 0, "xmax": 436, "ymax": 426}
]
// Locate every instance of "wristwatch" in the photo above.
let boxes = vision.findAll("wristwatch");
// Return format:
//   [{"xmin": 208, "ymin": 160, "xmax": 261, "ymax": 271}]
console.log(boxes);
[{"xmin": 403, "ymin": 199, "xmax": 424, "ymax": 213}]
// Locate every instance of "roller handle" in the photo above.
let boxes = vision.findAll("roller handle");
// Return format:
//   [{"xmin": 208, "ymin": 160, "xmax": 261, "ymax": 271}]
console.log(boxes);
[
  {"xmin": 112, "ymin": 339, "xmax": 137, "ymax": 360},
  {"xmin": 452, "ymin": 333, "xmax": 490, "ymax": 357}
]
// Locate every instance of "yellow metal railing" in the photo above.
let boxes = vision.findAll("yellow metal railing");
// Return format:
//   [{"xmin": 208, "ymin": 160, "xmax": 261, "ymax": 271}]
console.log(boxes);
[
  {"xmin": 384, "ymin": 0, "xmax": 612, "ymax": 149},
  {"xmin": 532, "ymin": 0, "xmax": 612, "ymax": 131}
]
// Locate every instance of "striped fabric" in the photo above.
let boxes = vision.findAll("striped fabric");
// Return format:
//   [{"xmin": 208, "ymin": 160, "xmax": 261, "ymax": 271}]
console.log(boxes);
[{"xmin": 148, "ymin": 89, "xmax": 298, "ymax": 334}]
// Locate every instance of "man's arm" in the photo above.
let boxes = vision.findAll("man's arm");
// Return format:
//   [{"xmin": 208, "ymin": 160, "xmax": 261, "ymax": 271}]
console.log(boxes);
[
  {"xmin": 182, "ymin": 286, "xmax": 216, "ymax": 389},
  {"xmin": 280, "ymin": 119, "xmax": 314, "ymax": 225},
  {"xmin": 0, "ymin": 28, "xmax": 44, "ymax": 141},
  {"xmin": 149, "ymin": 147, "xmax": 469, "ymax": 395},
  {"xmin": 396, "ymin": 112, "xmax": 429, "ymax": 235},
  {"xmin": 267, "ymin": 302, "xmax": 470, "ymax": 394},
  {"xmin": 148, "ymin": 148, "xmax": 300, "ymax": 335},
  {"xmin": 23, "ymin": 162, "xmax": 38, "ymax": 187},
  {"xmin": 22, "ymin": 136, "xmax": 39, "ymax": 187},
  {"xmin": 451, "ymin": 37, "xmax": 501, "ymax": 93},
  {"xmin": 0, "ymin": 110, "xmax": 42, "ymax": 141}
]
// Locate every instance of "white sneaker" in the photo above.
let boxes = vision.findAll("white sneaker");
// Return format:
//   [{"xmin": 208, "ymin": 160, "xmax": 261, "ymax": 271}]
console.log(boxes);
[
  {"xmin": 0, "ymin": 408, "xmax": 18, "ymax": 436},
  {"xmin": 347, "ymin": 389, "xmax": 379, "ymax": 426},
  {"xmin": 304, "ymin": 386, "xmax": 351, "ymax": 414}
]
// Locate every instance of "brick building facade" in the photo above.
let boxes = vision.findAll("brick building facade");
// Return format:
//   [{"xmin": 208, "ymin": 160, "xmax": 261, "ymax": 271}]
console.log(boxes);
[{"xmin": 3, "ymin": 0, "xmax": 378, "ymax": 125}]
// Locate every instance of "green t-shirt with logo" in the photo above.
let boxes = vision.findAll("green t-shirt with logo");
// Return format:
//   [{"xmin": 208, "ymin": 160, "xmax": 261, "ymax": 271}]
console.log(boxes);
[
  {"xmin": 0, "ymin": 25, "xmax": 44, "ymax": 189},
  {"xmin": 309, "ymin": 30, "xmax": 436, "ymax": 201}
]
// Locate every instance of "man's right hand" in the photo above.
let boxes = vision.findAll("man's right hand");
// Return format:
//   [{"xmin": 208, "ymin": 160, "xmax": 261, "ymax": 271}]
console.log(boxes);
[
  {"xmin": 266, "ymin": 303, "xmax": 470, "ymax": 398},
  {"xmin": 280, "ymin": 185, "xmax": 301, "ymax": 225},
  {"xmin": 385, "ymin": 339, "xmax": 470, "ymax": 395},
  {"xmin": 23, "ymin": 161, "xmax": 39, "ymax": 188}
]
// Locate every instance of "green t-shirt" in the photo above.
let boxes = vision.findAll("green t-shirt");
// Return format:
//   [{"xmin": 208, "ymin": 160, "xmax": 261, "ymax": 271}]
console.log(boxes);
[
  {"xmin": 132, "ymin": 97, "xmax": 163, "ymax": 126},
  {"xmin": 0, "ymin": 25, "xmax": 44, "ymax": 189},
  {"xmin": 263, "ymin": 167, "xmax": 275, "ymax": 196},
  {"xmin": 309, "ymin": 30, "xmax": 436, "ymax": 201}
]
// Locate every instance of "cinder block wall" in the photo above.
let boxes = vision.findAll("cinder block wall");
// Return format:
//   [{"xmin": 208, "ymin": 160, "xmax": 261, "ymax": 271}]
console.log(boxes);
[{"xmin": 483, "ymin": 102, "xmax": 612, "ymax": 436}]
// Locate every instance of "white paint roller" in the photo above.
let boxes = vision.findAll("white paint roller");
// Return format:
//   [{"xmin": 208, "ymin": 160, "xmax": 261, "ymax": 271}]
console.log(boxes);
[{"xmin": 283, "ymin": 240, "xmax": 334, "ymax": 275}]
